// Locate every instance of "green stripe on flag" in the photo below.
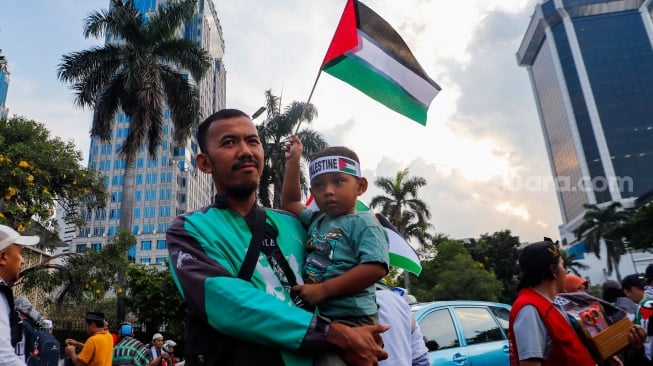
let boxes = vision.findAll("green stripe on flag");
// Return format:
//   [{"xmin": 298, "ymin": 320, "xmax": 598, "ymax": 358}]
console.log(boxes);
[
  {"xmin": 389, "ymin": 252, "xmax": 422, "ymax": 275},
  {"xmin": 323, "ymin": 56, "xmax": 428, "ymax": 125}
]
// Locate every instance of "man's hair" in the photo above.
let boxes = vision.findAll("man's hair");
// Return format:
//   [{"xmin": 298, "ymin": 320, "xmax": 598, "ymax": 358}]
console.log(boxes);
[
  {"xmin": 86, "ymin": 319, "xmax": 104, "ymax": 328},
  {"xmin": 311, "ymin": 146, "xmax": 359, "ymax": 163},
  {"xmin": 197, "ymin": 109, "xmax": 250, "ymax": 153}
]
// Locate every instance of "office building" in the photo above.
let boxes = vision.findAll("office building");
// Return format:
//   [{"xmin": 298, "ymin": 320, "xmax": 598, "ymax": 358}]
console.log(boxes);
[
  {"xmin": 70, "ymin": 0, "xmax": 226, "ymax": 264},
  {"xmin": 517, "ymin": 0, "xmax": 653, "ymax": 242},
  {"xmin": 0, "ymin": 70, "xmax": 9, "ymax": 119}
]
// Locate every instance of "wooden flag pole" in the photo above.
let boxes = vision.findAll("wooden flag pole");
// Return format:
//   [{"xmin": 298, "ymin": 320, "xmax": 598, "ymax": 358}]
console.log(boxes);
[{"xmin": 294, "ymin": 69, "xmax": 323, "ymax": 135}]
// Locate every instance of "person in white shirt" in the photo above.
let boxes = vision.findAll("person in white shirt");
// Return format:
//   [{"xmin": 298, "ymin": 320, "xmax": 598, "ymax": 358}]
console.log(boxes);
[{"xmin": 0, "ymin": 224, "xmax": 39, "ymax": 366}]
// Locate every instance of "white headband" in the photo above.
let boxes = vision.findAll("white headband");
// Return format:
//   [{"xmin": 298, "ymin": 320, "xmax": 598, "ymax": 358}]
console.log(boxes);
[{"xmin": 309, "ymin": 156, "xmax": 361, "ymax": 181}]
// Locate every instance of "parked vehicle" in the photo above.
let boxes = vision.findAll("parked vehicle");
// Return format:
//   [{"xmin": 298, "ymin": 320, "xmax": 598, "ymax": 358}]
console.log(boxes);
[{"xmin": 411, "ymin": 300, "xmax": 511, "ymax": 366}]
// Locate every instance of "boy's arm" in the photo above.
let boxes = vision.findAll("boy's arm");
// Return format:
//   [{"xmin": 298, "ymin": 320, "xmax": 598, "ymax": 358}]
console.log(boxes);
[
  {"xmin": 294, "ymin": 263, "xmax": 387, "ymax": 305},
  {"xmin": 281, "ymin": 135, "xmax": 306, "ymax": 216}
]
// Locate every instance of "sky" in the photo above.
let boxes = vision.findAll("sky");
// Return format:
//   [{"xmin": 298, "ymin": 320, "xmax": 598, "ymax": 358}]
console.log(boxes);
[{"xmin": 0, "ymin": 0, "xmax": 562, "ymax": 244}]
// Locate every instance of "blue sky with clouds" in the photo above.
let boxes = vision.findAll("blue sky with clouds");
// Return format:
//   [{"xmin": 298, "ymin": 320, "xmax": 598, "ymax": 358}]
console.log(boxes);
[{"xmin": 1, "ymin": 0, "xmax": 560, "ymax": 244}]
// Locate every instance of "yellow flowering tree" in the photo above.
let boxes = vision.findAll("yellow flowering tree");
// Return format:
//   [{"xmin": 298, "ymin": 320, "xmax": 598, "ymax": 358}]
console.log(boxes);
[{"xmin": 0, "ymin": 116, "xmax": 107, "ymax": 243}]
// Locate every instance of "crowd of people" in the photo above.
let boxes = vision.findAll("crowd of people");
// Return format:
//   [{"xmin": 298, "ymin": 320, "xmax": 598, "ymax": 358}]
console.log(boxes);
[
  {"xmin": 6, "ymin": 107, "xmax": 653, "ymax": 366},
  {"xmin": 509, "ymin": 239, "xmax": 653, "ymax": 366}
]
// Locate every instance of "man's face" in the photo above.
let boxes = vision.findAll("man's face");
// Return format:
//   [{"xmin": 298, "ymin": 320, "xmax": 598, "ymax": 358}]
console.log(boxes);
[
  {"xmin": 0, "ymin": 244, "xmax": 25, "ymax": 283},
  {"xmin": 153, "ymin": 338, "xmax": 164, "ymax": 348},
  {"xmin": 554, "ymin": 257, "xmax": 567, "ymax": 294},
  {"xmin": 624, "ymin": 285, "xmax": 645, "ymax": 304},
  {"xmin": 197, "ymin": 116, "xmax": 263, "ymax": 199}
]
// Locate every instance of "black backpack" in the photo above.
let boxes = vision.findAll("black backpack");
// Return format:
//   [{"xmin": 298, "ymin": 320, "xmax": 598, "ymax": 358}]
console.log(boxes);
[{"xmin": 22, "ymin": 319, "xmax": 60, "ymax": 366}]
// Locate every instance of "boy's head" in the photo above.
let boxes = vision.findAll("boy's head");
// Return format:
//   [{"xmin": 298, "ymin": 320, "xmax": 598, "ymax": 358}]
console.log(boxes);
[{"xmin": 308, "ymin": 146, "xmax": 367, "ymax": 217}]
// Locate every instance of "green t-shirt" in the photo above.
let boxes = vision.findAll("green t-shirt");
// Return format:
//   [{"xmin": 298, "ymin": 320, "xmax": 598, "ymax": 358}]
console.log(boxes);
[{"xmin": 299, "ymin": 209, "xmax": 389, "ymax": 318}]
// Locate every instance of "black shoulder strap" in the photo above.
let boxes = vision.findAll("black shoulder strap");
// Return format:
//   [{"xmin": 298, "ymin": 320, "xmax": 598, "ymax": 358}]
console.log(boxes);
[{"xmin": 238, "ymin": 206, "xmax": 266, "ymax": 281}]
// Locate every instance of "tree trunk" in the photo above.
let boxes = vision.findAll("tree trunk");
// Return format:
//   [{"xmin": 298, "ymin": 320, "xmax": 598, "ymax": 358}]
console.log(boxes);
[{"xmin": 119, "ymin": 155, "xmax": 137, "ymax": 231}]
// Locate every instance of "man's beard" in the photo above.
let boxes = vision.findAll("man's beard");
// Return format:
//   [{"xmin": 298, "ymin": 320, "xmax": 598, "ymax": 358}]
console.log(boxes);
[{"xmin": 225, "ymin": 180, "xmax": 258, "ymax": 200}]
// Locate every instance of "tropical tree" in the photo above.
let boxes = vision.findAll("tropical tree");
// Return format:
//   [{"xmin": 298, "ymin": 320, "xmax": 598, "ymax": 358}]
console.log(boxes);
[
  {"xmin": 0, "ymin": 49, "xmax": 8, "ymax": 72},
  {"xmin": 19, "ymin": 231, "xmax": 135, "ymax": 314},
  {"xmin": 411, "ymin": 238, "xmax": 503, "ymax": 302},
  {"xmin": 126, "ymin": 263, "xmax": 185, "ymax": 337},
  {"xmin": 465, "ymin": 230, "xmax": 521, "ymax": 303},
  {"xmin": 57, "ymin": 0, "xmax": 211, "ymax": 231},
  {"xmin": 608, "ymin": 203, "xmax": 653, "ymax": 252},
  {"xmin": 561, "ymin": 248, "xmax": 589, "ymax": 276},
  {"xmin": 256, "ymin": 89, "xmax": 328, "ymax": 208},
  {"xmin": 575, "ymin": 202, "xmax": 630, "ymax": 281},
  {"xmin": 369, "ymin": 168, "xmax": 432, "ymax": 244},
  {"xmin": 0, "ymin": 116, "xmax": 107, "ymax": 241}
]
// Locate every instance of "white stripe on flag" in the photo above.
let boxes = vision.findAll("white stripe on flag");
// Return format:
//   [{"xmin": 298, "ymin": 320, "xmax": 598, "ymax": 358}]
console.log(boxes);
[{"xmin": 353, "ymin": 31, "xmax": 439, "ymax": 107}]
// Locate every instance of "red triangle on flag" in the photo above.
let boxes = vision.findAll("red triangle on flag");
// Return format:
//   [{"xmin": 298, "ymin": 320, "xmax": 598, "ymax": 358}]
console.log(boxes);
[{"xmin": 322, "ymin": 0, "xmax": 360, "ymax": 66}]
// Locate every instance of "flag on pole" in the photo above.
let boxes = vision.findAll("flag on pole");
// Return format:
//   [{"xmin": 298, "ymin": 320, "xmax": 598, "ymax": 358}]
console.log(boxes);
[
  {"xmin": 321, "ymin": 0, "xmax": 441, "ymax": 125},
  {"xmin": 305, "ymin": 196, "xmax": 423, "ymax": 275}
]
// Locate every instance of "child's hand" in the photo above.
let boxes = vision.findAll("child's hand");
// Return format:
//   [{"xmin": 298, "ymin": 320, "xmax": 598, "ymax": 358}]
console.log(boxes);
[
  {"xmin": 292, "ymin": 283, "xmax": 328, "ymax": 305},
  {"xmin": 285, "ymin": 135, "xmax": 303, "ymax": 161}
]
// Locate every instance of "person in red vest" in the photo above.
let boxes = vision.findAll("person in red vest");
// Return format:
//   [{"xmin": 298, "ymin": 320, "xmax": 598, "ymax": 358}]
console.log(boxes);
[{"xmin": 508, "ymin": 240, "xmax": 645, "ymax": 366}]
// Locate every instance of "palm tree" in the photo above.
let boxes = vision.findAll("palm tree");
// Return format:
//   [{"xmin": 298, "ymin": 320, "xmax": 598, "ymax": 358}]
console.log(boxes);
[
  {"xmin": 369, "ymin": 169, "xmax": 432, "ymax": 242},
  {"xmin": 561, "ymin": 248, "xmax": 589, "ymax": 276},
  {"xmin": 256, "ymin": 89, "xmax": 328, "ymax": 208},
  {"xmin": 575, "ymin": 202, "xmax": 630, "ymax": 281},
  {"xmin": 369, "ymin": 169, "xmax": 432, "ymax": 290},
  {"xmin": 57, "ymin": 0, "xmax": 210, "ymax": 230},
  {"xmin": 0, "ymin": 49, "xmax": 8, "ymax": 73}
]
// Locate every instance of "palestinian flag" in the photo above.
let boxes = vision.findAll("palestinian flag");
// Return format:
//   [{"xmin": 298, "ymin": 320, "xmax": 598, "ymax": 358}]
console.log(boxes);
[
  {"xmin": 338, "ymin": 157, "xmax": 358, "ymax": 176},
  {"xmin": 322, "ymin": 0, "xmax": 441, "ymax": 125},
  {"xmin": 305, "ymin": 196, "xmax": 423, "ymax": 275}
]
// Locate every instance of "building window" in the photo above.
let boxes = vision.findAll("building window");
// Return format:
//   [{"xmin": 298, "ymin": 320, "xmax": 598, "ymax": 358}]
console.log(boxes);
[
  {"xmin": 91, "ymin": 243, "xmax": 102, "ymax": 252},
  {"xmin": 76, "ymin": 244, "xmax": 86, "ymax": 253},
  {"xmin": 156, "ymin": 240, "xmax": 166, "ymax": 249},
  {"xmin": 141, "ymin": 258, "xmax": 151, "ymax": 265},
  {"xmin": 156, "ymin": 257, "xmax": 166, "ymax": 265},
  {"xmin": 141, "ymin": 240, "xmax": 152, "ymax": 250}
]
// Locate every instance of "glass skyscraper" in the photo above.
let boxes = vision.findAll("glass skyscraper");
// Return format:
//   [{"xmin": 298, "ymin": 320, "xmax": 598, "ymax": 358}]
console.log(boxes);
[
  {"xmin": 517, "ymin": 0, "xmax": 653, "ymax": 239},
  {"xmin": 69, "ymin": 0, "xmax": 226, "ymax": 264},
  {"xmin": 0, "ymin": 70, "xmax": 9, "ymax": 119}
]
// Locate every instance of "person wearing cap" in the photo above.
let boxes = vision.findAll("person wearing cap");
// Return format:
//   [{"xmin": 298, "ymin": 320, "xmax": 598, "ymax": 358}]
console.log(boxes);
[
  {"xmin": 0, "ymin": 224, "xmax": 39, "ymax": 365},
  {"xmin": 64, "ymin": 311, "xmax": 113, "ymax": 366},
  {"xmin": 622, "ymin": 274, "xmax": 647, "ymax": 306},
  {"xmin": 508, "ymin": 240, "xmax": 645, "ymax": 366},
  {"xmin": 564, "ymin": 274, "xmax": 589, "ymax": 293},
  {"xmin": 40, "ymin": 319, "xmax": 54, "ymax": 334},
  {"xmin": 148, "ymin": 333, "xmax": 169, "ymax": 366},
  {"xmin": 162, "ymin": 340, "xmax": 178, "ymax": 366},
  {"xmin": 601, "ymin": 280, "xmax": 638, "ymax": 317},
  {"xmin": 112, "ymin": 323, "xmax": 150, "ymax": 366}
]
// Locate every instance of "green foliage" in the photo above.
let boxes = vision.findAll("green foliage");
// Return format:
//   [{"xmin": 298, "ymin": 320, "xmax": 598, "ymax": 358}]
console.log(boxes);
[
  {"xmin": 465, "ymin": 230, "xmax": 521, "ymax": 303},
  {"xmin": 609, "ymin": 203, "xmax": 653, "ymax": 252},
  {"xmin": 369, "ymin": 169, "xmax": 433, "ymax": 246},
  {"xmin": 0, "ymin": 116, "xmax": 107, "ymax": 237},
  {"xmin": 560, "ymin": 248, "xmax": 589, "ymax": 276},
  {"xmin": 411, "ymin": 239, "xmax": 503, "ymax": 302},
  {"xmin": 126, "ymin": 264, "xmax": 186, "ymax": 339},
  {"xmin": 256, "ymin": 89, "xmax": 327, "ymax": 208},
  {"xmin": 0, "ymin": 48, "xmax": 7, "ymax": 73},
  {"xmin": 576, "ymin": 202, "xmax": 630, "ymax": 279},
  {"xmin": 19, "ymin": 231, "xmax": 135, "ymax": 313}
]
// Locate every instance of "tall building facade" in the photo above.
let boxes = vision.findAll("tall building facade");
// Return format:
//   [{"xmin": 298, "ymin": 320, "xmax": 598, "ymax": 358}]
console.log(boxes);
[
  {"xmin": 70, "ymin": 0, "xmax": 226, "ymax": 264},
  {"xmin": 517, "ymin": 0, "xmax": 653, "ymax": 241},
  {"xmin": 0, "ymin": 70, "xmax": 9, "ymax": 119}
]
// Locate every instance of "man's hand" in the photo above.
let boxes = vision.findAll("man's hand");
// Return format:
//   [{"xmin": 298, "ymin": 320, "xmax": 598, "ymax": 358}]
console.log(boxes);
[
  {"xmin": 326, "ymin": 322, "xmax": 389, "ymax": 366},
  {"xmin": 628, "ymin": 324, "xmax": 646, "ymax": 349}
]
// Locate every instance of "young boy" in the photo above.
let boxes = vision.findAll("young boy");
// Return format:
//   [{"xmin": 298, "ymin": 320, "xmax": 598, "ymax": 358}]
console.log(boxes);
[{"xmin": 282, "ymin": 135, "xmax": 390, "ymax": 366}]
